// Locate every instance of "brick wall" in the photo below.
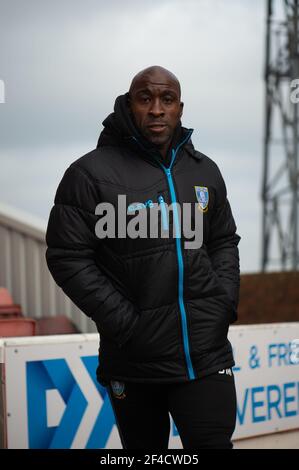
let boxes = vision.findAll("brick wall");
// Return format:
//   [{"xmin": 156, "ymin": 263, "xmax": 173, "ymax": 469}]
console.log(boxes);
[{"xmin": 236, "ymin": 271, "xmax": 299, "ymax": 324}]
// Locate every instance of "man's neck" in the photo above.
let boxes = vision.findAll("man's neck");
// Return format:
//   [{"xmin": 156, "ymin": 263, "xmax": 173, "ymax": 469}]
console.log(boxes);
[
  {"xmin": 158, "ymin": 142, "xmax": 171, "ymax": 160},
  {"xmin": 158, "ymin": 127, "xmax": 182, "ymax": 161}
]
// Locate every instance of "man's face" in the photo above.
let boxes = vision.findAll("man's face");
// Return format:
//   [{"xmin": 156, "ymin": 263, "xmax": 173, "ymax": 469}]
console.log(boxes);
[{"xmin": 128, "ymin": 72, "xmax": 183, "ymax": 151}]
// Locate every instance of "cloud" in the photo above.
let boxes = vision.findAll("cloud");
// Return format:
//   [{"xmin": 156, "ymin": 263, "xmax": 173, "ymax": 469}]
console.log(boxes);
[{"xmin": 0, "ymin": 0, "xmax": 266, "ymax": 272}]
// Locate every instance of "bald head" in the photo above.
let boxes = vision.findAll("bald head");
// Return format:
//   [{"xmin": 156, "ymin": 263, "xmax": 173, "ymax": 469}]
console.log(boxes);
[
  {"xmin": 127, "ymin": 65, "xmax": 184, "ymax": 158},
  {"xmin": 129, "ymin": 65, "xmax": 181, "ymax": 99}
]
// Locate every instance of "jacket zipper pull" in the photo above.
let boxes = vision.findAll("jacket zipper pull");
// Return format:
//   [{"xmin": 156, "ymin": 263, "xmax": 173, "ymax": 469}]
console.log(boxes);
[{"xmin": 158, "ymin": 194, "xmax": 169, "ymax": 231}]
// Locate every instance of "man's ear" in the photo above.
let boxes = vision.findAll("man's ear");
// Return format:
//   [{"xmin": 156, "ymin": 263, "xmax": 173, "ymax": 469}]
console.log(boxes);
[{"xmin": 179, "ymin": 102, "xmax": 184, "ymax": 118}]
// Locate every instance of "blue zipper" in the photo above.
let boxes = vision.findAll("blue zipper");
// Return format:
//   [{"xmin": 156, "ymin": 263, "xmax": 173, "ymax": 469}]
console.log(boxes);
[
  {"xmin": 131, "ymin": 129, "xmax": 196, "ymax": 380},
  {"xmin": 158, "ymin": 195, "xmax": 169, "ymax": 231},
  {"xmin": 158, "ymin": 130, "xmax": 196, "ymax": 381}
]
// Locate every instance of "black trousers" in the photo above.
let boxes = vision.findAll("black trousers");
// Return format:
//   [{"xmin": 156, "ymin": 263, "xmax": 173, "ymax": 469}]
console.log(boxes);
[{"xmin": 106, "ymin": 368, "xmax": 237, "ymax": 449}]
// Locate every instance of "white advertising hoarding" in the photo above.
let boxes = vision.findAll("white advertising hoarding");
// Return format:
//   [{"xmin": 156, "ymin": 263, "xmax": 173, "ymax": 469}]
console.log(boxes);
[
  {"xmin": 0, "ymin": 323, "xmax": 298, "ymax": 448},
  {"xmin": 229, "ymin": 323, "xmax": 299, "ymax": 438}
]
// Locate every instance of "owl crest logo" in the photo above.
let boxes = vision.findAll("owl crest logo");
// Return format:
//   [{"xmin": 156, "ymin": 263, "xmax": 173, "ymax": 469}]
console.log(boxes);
[
  {"xmin": 194, "ymin": 186, "xmax": 209, "ymax": 212},
  {"xmin": 110, "ymin": 380, "xmax": 126, "ymax": 399}
]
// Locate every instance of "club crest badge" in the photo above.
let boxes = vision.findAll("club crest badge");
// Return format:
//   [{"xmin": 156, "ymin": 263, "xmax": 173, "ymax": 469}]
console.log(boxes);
[
  {"xmin": 194, "ymin": 186, "xmax": 209, "ymax": 212},
  {"xmin": 110, "ymin": 380, "xmax": 126, "ymax": 399}
]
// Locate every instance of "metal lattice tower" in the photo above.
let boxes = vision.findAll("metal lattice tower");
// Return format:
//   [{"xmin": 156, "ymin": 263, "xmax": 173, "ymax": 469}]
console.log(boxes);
[{"xmin": 262, "ymin": 0, "xmax": 299, "ymax": 271}]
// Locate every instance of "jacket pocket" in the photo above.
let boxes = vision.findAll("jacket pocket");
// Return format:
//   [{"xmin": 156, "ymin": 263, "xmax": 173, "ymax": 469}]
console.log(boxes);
[
  {"xmin": 119, "ymin": 304, "xmax": 181, "ymax": 362},
  {"xmin": 198, "ymin": 247, "xmax": 235, "ymax": 322},
  {"xmin": 118, "ymin": 312, "xmax": 141, "ymax": 349}
]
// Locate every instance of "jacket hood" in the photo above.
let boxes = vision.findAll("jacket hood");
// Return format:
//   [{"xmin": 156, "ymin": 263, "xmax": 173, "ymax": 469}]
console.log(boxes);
[{"xmin": 97, "ymin": 92, "xmax": 196, "ymax": 165}]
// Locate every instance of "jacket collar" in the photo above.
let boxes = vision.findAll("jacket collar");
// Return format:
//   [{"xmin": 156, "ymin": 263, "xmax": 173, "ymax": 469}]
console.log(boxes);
[{"xmin": 97, "ymin": 93, "xmax": 202, "ymax": 166}]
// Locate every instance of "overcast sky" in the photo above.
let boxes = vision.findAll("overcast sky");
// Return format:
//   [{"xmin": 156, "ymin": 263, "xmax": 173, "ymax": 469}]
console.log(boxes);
[{"xmin": 0, "ymin": 0, "xmax": 268, "ymax": 274}]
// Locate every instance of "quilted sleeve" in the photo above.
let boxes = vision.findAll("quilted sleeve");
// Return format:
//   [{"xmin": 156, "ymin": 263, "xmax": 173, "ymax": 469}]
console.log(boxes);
[
  {"xmin": 45, "ymin": 164, "xmax": 139, "ymax": 347},
  {"xmin": 207, "ymin": 165, "xmax": 241, "ymax": 323}
]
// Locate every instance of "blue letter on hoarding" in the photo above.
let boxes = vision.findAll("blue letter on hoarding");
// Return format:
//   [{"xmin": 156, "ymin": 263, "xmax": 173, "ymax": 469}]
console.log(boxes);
[
  {"xmin": 26, "ymin": 359, "xmax": 87, "ymax": 448},
  {"xmin": 283, "ymin": 382, "xmax": 297, "ymax": 417},
  {"xmin": 26, "ymin": 357, "xmax": 115, "ymax": 449},
  {"xmin": 237, "ymin": 388, "xmax": 249, "ymax": 425},
  {"xmin": 251, "ymin": 387, "xmax": 266, "ymax": 423},
  {"xmin": 81, "ymin": 356, "xmax": 116, "ymax": 449},
  {"xmin": 266, "ymin": 384, "xmax": 282, "ymax": 420}
]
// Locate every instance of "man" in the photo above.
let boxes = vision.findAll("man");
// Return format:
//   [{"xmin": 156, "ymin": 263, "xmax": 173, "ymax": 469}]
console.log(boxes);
[{"xmin": 45, "ymin": 65, "xmax": 241, "ymax": 449}]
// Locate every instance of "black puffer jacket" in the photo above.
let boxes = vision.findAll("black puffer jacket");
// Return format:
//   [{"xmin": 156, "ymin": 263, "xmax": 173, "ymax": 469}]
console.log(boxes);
[{"xmin": 45, "ymin": 93, "xmax": 241, "ymax": 387}]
